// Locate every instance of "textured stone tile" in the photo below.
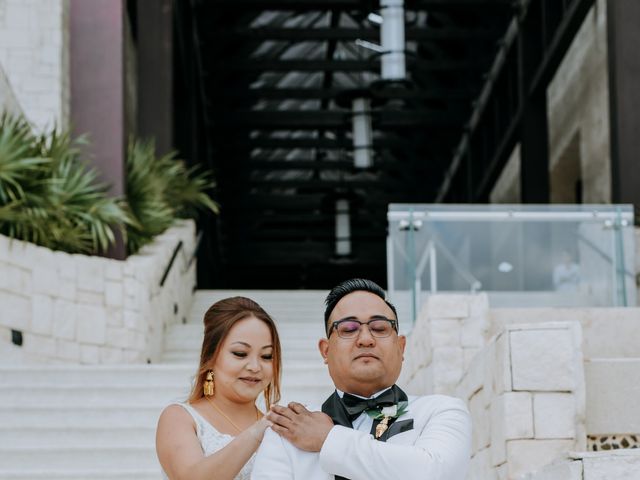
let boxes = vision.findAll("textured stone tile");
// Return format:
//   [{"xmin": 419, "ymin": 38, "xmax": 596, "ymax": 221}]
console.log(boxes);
[
  {"xmin": 426, "ymin": 294, "xmax": 469, "ymax": 319},
  {"xmin": 507, "ymin": 439, "xmax": 575, "ymax": 479},
  {"xmin": 0, "ymin": 290, "xmax": 30, "ymax": 330},
  {"xmin": 470, "ymin": 391, "xmax": 490, "ymax": 452},
  {"xmin": 75, "ymin": 305, "xmax": 107, "ymax": 344},
  {"xmin": 461, "ymin": 315, "xmax": 487, "ymax": 348},
  {"xmin": 30, "ymin": 294, "xmax": 53, "ymax": 335},
  {"xmin": 52, "ymin": 299, "xmax": 76, "ymax": 340},
  {"xmin": 105, "ymin": 281, "xmax": 123, "ymax": 308},
  {"xmin": 56, "ymin": 338, "xmax": 80, "ymax": 361},
  {"xmin": 430, "ymin": 318, "xmax": 462, "ymax": 347},
  {"xmin": 510, "ymin": 327, "xmax": 576, "ymax": 391},
  {"xmin": 534, "ymin": 393, "xmax": 576, "ymax": 439}
]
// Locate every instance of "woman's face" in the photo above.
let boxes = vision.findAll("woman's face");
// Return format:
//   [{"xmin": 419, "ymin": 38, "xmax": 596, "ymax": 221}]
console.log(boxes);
[{"xmin": 211, "ymin": 315, "xmax": 274, "ymax": 404}]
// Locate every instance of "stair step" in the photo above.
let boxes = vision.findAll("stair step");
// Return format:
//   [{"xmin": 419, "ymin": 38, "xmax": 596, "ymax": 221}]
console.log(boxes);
[
  {"xmin": 0, "ymin": 469, "xmax": 161, "ymax": 480},
  {"xmin": 0, "ymin": 447, "xmax": 158, "ymax": 470},
  {"xmin": 0, "ymin": 385, "xmax": 190, "ymax": 407},
  {"xmin": 0, "ymin": 426, "xmax": 156, "ymax": 448},
  {"xmin": 0, "ymin": 365, "xmax": 193, "ymax": 385},
  {"xmin": 0, "ymin": 406, "xmax": 163, "ymax": 428}
]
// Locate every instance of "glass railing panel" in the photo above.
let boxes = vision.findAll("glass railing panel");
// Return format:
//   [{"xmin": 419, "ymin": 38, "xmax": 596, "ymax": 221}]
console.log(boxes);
[{"xmin": 387, "ymin": 204, "xmax": 637, "ymax": 327}]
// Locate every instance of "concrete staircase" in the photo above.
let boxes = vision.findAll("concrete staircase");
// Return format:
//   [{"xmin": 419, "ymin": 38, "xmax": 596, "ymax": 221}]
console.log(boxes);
[{"xmin": 0, "ymin": 290, "xmax": 334, "ymax": 480}]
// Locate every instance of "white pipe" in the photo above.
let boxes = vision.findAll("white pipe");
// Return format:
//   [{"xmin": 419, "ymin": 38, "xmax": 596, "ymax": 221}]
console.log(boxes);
[
  {"xmin": 335, "ymin": 199, "xmax": 351, "ymax": 256},
  {"xmin": 352, "ymin": 98, "xmax": 373, "ymax": 168},
  {"xmin": 380, "ymin": 0, "xmax": 405, "ymax": 80}
]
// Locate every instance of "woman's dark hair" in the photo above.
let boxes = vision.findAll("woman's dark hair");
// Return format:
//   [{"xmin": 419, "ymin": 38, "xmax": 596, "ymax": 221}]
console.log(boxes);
[
  {"xmin": 323, "ymin": 278, "xmax": 397, "ymax": 334},
  {"xmin": 188, "ymin": 296, "xmax": 281, "ymax": 409}
]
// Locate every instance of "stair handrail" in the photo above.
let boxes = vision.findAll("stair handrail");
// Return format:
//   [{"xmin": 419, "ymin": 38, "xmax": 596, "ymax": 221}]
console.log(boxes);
[{"xmin": 159, "ymin": 229, "xmax": 204, "ymax": 287}]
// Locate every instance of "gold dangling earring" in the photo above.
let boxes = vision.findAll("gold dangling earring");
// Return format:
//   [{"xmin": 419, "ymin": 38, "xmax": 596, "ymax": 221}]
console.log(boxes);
[{"xmin": 204, "ymin": 370, "xmax": 215, "ymax": 396}]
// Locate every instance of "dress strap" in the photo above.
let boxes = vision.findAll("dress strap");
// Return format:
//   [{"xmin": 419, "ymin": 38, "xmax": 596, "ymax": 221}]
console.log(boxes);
[{"xmin": 175, "ymin": 403, "xmax": 208, "ymax": 436}]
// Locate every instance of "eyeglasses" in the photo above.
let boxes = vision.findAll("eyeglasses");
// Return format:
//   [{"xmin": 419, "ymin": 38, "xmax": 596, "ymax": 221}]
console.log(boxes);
[{"xmin": 328, "ymin": 318, "xmax": 398, "ymax": 339}]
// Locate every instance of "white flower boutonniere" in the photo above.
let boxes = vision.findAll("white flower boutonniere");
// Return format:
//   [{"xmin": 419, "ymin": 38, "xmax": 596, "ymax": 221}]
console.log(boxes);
[{"xmin": 366, "ymin": 401, "xmax": 409, "ymax": 439}]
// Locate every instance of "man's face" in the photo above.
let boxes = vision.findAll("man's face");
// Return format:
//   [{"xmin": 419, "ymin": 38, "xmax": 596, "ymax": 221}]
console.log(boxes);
[{"xmin": 319, "ymin": 291, "xmax": 406, "ymax": 397}]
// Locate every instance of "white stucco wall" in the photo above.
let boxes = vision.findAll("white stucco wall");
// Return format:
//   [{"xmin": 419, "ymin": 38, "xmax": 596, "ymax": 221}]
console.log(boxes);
[{"xmin": 0, "ymin": 0, "xmax": 69, "ymax": 130}]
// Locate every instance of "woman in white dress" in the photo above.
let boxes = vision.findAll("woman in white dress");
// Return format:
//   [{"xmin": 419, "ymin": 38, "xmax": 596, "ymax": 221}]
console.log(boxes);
[{"xmin": 156, "ymin": 296, "xmax": 282, "ymax": 480}]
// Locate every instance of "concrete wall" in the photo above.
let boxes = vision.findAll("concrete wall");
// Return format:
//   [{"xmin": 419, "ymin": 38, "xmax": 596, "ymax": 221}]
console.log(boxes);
[
  {"xmin": 489, "ymin": 0, "xmax": 611, "ymax": 205},
  {"xmin": 0, "ymin": 220, "xmax": 197, "ymax": 364},
  {"xmin": 547, "ymin": 0, "xmax": 610, "ymax": 204},
  {"xmin": 0, "ymin": 0, "xmax": 70, "ymax": 130}
]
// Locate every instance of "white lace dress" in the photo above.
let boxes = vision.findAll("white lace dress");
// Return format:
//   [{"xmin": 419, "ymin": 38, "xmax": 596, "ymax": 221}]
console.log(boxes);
[{"xmin": 161, "ymin": 403, "xmax": 256, "ymax": 480}]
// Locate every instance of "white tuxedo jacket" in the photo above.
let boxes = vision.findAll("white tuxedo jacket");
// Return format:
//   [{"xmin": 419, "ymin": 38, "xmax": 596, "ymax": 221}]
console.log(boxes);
[{"xmin": 251, "ymin": 394, "xmax": 471, "ymax": 480}]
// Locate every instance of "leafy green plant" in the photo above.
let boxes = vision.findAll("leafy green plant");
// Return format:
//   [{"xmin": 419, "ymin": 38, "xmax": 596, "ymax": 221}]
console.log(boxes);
[
  {"xmin": 0, "ymin": 113, "xmax": 129, "ymax": 254},
  {"xmin": 0, "ymin": 112, "xmax": 218, "ymax": 256},
  {"xmin": 124, "ymin": 139, "xmax": 218, "ymax": 254}
]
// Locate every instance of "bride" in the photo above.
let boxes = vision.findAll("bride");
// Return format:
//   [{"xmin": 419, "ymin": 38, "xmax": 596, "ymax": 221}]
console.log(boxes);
[{"xmin": 156, "ymin": 296, "xmax": 282, "ymax": 480}]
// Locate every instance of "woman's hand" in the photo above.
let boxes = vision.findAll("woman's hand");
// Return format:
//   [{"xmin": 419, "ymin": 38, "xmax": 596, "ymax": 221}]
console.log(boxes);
[{"xmin": 246, "ymin": 415, "xmax": 273, "ymax": 443}]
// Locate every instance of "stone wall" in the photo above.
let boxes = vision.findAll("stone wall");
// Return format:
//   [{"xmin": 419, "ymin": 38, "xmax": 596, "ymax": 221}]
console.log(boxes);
[
  {"xmin": 0, "ymin": 220, "xmax": 196, "ymax": 364},
  {"xmin": 523, "ymin": 451, "xmax": 640, "ymax": 480},
  {"xmin": 0, "ymin": 0, "xmax": 70, "ymax": 130},
  {"xmin": 454, "ymin": 322, "xmax": 586, "ymax": 480},
  {"xmin": 0, "ymin": 61, "xmax": 22, "ymax": 116},
  {"xmin": 399, "ymin": 293, "xmax": 490, "ymax": 396}
]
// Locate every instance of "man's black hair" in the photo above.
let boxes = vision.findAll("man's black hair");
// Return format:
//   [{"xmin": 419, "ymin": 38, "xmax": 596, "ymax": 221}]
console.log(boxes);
[{"xmin": 324, "ymin": 278, "xmax": 398, "ymax": 333}]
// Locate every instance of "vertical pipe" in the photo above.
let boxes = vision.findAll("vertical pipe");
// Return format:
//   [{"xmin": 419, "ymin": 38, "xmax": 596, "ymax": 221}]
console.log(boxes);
[
  {"xmin": 352, "ymin": 98, "xmax": 373, "ymax": 168},
  {"xmin": 335, "ymin": 199, "xmax": 351, "ymax": 256},
  {"xmin": 380, "ymin": 0, "xmax": 405, "ymax": 80}
]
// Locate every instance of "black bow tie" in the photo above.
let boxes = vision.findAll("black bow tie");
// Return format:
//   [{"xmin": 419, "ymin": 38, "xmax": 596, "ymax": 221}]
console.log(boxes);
[{"xmin": 341, "ymin": 388, "xmax": 396, "ymax": 421}]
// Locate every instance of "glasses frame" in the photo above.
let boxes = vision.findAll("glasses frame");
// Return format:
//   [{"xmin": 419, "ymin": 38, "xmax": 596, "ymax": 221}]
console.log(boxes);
[{"xmin": 327, "ymin": 318, "xmax": 399, "ymax": 339}]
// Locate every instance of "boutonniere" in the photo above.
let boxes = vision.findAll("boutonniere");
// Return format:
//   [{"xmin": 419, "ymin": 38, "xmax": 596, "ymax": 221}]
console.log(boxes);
[{"xmin": 366, "ymin": 401, "xmax": 408, "ymax": 438}]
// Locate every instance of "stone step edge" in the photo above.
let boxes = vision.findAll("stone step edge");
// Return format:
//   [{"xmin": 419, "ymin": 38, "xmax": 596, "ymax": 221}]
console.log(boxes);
[
  {"xmin": 0, "ymin": 365, "xmax": 192, "ymax": 372},
  {"xmin": 0, "ymin": 468, "xmax": 159, "ymax": 475}
]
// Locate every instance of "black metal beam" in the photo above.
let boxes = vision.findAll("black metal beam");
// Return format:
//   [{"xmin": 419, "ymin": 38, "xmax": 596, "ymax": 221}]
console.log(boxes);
[
  {"xmin": 207, "ymin": 0, "xmax": 514, "ymax": 11},
  {"xmin": 223, "ymin": 86, "xmax": 475, "ymax": 101},
  {"xmin": 218, "ymin": 57, "xmax": 487, "ymax": 73},
  {"xmin": 211, "ymin": 110, "xmax": 464, "ymax": 129},
  {"xmin": 213, "ymin": 27, "xmax": 500, "ymax": 42},
  {"xmin": 607, "ymin": 0, "xmax": 640, "ymax": 218}
]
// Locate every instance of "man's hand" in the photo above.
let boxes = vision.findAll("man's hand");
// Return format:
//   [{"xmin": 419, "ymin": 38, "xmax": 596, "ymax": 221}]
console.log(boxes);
[{"xmin": 266, "ymin": 402, "xmax": 334, "ymax": 452}]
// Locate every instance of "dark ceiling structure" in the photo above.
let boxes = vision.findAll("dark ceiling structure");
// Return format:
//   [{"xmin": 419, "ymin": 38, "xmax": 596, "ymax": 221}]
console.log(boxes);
[{"xmin": 172, "ymin": 0, "xmax": 595, "ymax": 289}]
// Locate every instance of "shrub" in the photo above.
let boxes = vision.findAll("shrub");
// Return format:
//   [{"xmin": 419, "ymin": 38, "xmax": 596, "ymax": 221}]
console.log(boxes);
[
  {"xmin": 124, "ymin": 139, "xmax": 219, "ymax": 254},
  {"xmin": 0, "ymin": 114, "xmax": 129, "ymax": 254}
]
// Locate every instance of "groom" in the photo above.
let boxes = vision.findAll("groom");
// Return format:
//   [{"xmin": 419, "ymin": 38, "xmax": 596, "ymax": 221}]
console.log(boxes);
[{"xmin": 251, "ymin": 278, "xmax": 471, "ymax": 480}]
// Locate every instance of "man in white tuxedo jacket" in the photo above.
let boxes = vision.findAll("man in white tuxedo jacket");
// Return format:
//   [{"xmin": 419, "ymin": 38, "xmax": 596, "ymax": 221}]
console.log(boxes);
[{"xmin": 251, "ymin": 278, "xmax": 472, "ymax": 480}]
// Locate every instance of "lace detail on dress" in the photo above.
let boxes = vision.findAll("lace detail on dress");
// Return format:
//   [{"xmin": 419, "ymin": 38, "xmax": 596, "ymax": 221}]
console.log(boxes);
[{"xmin": 162, "ymin": 403, "xmax": 256, "ymax": 480}]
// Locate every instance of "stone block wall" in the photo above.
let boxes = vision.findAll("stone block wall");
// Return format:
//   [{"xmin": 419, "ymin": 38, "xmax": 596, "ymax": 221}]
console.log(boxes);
[
  {"xmin": 523, "ymin": 451, "xmax": 640, "ymax": 480},
  {"xmin": 0, "ymin": 220, "xmax": 196, "ymax": 364},
  {"xmin": 0, "ymin": 61, "xmax": 21, "ymax": 116},
  {"xmin": 0, "ymin": 0, "xmax": 69, "ymax": 130},
  {"xmin": 399, "ymin": 293, "xmax": 490, "ymax": 396},
  {"xmin": 455, "ymin": 322, "xmax": 586, "ymax": 480}
]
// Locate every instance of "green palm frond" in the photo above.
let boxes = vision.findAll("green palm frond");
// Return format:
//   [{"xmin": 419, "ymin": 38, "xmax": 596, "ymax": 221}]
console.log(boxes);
[
  {"xmin": 0, "ymin": 114, "xmax": 129, "ymax": 254},
  {"xmin": 0, "ymin": 113, "xmax": 50, "ymax": 203},
  {"xmin": 124, "ymin": 139, "xmax": 218, "ymax": 254}
]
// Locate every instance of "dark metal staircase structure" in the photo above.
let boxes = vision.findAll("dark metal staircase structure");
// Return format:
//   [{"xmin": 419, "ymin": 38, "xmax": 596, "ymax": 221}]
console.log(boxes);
[{"xmin": 172, "ymin": 0, "xmax": 594, "ymax": 289}]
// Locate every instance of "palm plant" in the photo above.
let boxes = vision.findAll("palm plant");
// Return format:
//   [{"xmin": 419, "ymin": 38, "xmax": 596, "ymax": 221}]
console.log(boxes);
[
  {"xmin": 0, "ymin": 113, "xmax": 129, "ymax": 254},
  {"xmin": 124, "ymin": 139, "xmax": 218, "ymax": 254}
]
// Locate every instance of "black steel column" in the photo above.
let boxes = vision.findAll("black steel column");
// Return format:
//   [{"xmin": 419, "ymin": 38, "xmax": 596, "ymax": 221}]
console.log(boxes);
[
  {"xmin": 519, "ymin": 2, "xmax": 550, "ymax": 204},
  {"xmin": 607, "ymin": 0, "xmax": 640, "ymax": 218}
]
